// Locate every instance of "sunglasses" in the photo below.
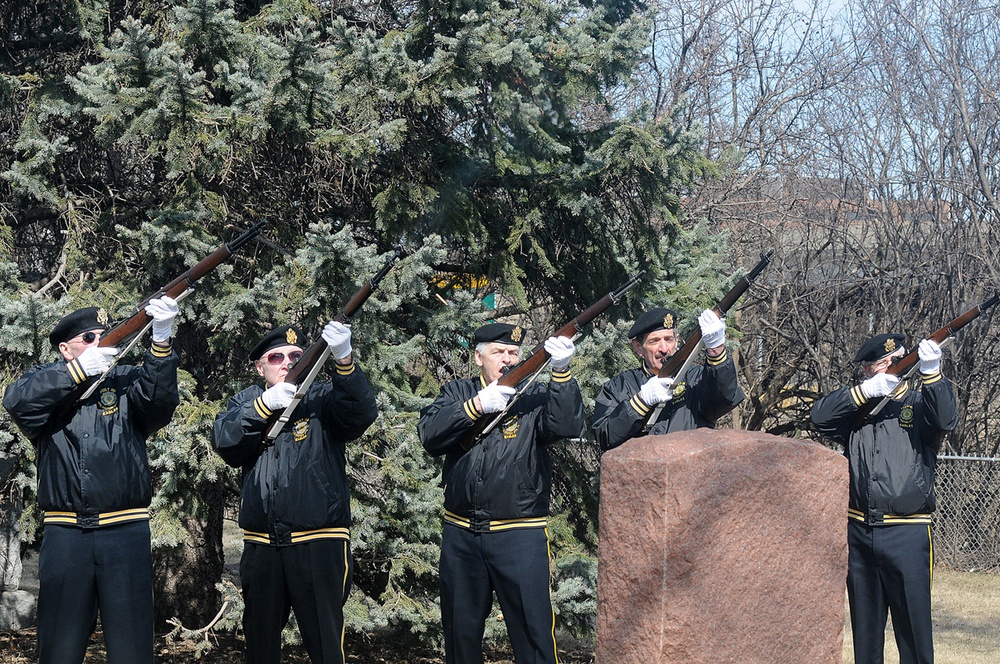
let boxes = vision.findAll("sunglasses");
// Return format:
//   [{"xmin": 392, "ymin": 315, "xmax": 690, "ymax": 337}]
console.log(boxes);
[
  {"xmin": 73, "ymin": 331, "xmax": 101, "ymax": 344},
  {"xmin": 263, "ymin": 350, "xmax": 302, "ymax": 366}
]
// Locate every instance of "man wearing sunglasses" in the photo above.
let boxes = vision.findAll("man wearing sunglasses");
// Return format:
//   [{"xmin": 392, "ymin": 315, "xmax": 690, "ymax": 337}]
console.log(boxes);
[
  {"xmin": 213, "ymin": 321, "xmax": 378, "ymax": 664},
  {"xmin": 811, "ymin": 333, "xmax": 957, "ymax": 664},
  {"xmin": 2, "ymin": 299, "xmax": 180, "ymax": 663}
]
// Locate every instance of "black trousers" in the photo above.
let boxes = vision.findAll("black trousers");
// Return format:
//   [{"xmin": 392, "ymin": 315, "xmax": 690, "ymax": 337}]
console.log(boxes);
[
  {"xmin": 847, "ymin": 520, "xmax": 934, "ymax": 664},
  {"xmin": 37, "ymin": 521, "xmax": 153, "ymax": 664},
  {"xmin": 240, "ymin": 539, "xmax": 353, "ymax": 664},
  {"xmin": 440, "ymin": 524, "xmax": 558, "ymax": 664}
]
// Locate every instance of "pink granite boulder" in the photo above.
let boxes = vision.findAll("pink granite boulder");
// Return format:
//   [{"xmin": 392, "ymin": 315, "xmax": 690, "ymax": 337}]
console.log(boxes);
[{"xmin": 596, "ymin": 429, "xmax": 848, "ymax": 664}]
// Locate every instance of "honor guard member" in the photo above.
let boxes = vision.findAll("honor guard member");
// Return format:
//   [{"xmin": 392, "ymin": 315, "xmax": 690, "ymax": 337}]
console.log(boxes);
[
  {"xmin": 212, "ymin": 322, "xmax": 377, "ymax": 664},
  {"xmin": 592, "ymin": 307, "xmax": 744, "ymax": 452},
  {"xmin": 417, "ymin": 323, "xmax": 584, "ymax": 664},
  {"xmin": 811, "ymin": 333, "xmax": 957, "ymax": 664},
  {"xmin": 2, "ymin": 300, "xmax": 180, "ymax": 664}
]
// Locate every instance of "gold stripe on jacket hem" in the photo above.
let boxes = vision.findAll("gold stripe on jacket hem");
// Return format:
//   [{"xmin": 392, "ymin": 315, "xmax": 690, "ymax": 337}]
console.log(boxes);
[
  {"xmin": 242, "ymin": 527, "xmax": 351, "ymax": 545},
  {"xmin": 848, "ymin": 508, "xmax": 932, "ymax": 525},
  {"xmin": 444, "ymin": 510, "xmax": 548, "ymax": 532},
  {"xmin": 43, "ymin": 507, "xmax": 150, "ymax": 527}
]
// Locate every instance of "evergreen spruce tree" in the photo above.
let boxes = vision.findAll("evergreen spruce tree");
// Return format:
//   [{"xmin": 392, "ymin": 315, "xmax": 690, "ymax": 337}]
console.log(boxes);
[{"xmin": 1, "ymin": 0, "xmax": 728, "ymax": 651}]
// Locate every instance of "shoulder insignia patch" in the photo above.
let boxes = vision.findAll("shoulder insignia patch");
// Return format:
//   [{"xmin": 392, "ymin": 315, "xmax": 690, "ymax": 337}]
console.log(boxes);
[{"xmin": 293, "ymin": 418, "xmax": 309, "ymax": 442}]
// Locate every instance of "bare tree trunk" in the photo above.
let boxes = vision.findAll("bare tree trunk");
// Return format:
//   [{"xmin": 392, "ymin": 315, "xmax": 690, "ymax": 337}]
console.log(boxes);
[{"xmin": 153, "ymin": 477, "xmax": 226, "ymax": 628}]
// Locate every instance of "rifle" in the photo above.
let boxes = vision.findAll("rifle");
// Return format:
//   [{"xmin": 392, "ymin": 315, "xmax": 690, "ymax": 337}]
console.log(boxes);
[
  {"xmin": 459, "ymin": 271, "xmax": 644, "ymax": 450},
  {"xmin": 80, "ymin": 220, "xmax": 266, "ymax": 399},
  {"xmin": 855, "ymin": 291, "xmax": 1000, "ymax": 424},
  {"xmin": 644, "ymin": 249, "xmax": 774, "ymax": 427},
  {"xmin": 264, "ymin": 248, "xmax": 404, "ymax": 442}
]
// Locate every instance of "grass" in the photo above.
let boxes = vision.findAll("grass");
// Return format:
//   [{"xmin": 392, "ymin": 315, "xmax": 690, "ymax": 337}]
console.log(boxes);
[{"xmin": 842, "ymin": 568, "xmax": 1000, "ymax": 663}]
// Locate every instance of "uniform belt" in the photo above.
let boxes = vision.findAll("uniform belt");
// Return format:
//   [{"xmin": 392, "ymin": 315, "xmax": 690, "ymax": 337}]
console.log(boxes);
[
  {"xmin": 243, "ymin": 527, "xmax": 350, "ymax": 546},
  {"xmin": 848, "ymin": 508, "xmax": 932, "ymax": 526},
  {"xmin": 444, "ymin": 510, "xmax": 548, "ymax": 533},
  {"xmin": 43, "ymin": 507, "xmax": 150, "ymax": 528}
]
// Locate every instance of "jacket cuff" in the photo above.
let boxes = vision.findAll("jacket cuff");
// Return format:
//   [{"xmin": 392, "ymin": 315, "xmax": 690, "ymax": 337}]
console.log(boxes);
[
  {"xmin": 463, "ymin": 398, "xmax": 483, "ymax": 421},
  {"xmin": 150, "ymin": 341, "xmax": 173, "ymax": 358},
  {"xmin": 850, "ymin": 385, "xmax": 868, "ymax": 407},
  {"xmin": 550, "ymin": 368, "xmax": 572, "ymax": 383},
  {"xmin": 629, "ymin": 393, "xmax": 653, "ymax": 416},
  {"xmin": 705, "ymin": 349, "xmax": 728, "ymax": 366},
  {"xmin": 334, "ymin": 361, "xmax": 356, "ymax": 376},
  {"xmin": 253, "ymin": 396, "xmax": 274, "ymax": 419},
  {"xmin": 66, "ymin": 359, "xmax": 88, "ymax": 385},
  {"xmin": 920, "ymin": 370, "xmax": 942, "ymax": 385}
]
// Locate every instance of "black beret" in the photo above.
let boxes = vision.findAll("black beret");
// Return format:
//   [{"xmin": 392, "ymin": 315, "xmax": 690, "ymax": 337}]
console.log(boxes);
[
  {"xmin": 855, "ymin": 333, "xmax": 906, "ymax": 363},
  {"xmin": 250, "ymin": 325, "xmax": 307, "ymax": 360},
  {"xmin": 627, "ymin": 307, "xmax": 678, "ymax": 340},
  {"xmin": 473, "ymin": 323, "xmax": 524, "ymax": 346},
  {"xmin": 49, "ymin": 307, "xmax": 111, "ymax": 348}
]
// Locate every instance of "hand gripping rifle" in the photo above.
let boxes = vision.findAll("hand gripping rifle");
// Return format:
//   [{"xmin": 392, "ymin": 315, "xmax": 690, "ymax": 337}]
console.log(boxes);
[
  {"xmin": 459, "ymin": 271, "xmax": 644, "ymax": 451},
  {"xmin": 855, "ymin": 290, "xmax": 1000, "ymax": 425},
  {"xmin": 643, "ymin": 249, "xmax": 774, "ymax": 428},
  {"xmin": 263, "ymin": 248, "xmax": 404, "ymax": 442},
  {"xmin": 80, "ymin": 220, "xmax": 267, "ymax": 400}
]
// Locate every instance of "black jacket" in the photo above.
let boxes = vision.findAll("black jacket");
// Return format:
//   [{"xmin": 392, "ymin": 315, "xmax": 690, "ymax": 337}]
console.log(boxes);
[
  {"xmin": 592, "ymin": 349, "xmax": 745, "ymax": 452},
  {"xmin": 417, "ymin": 369, "xmax": 584, "ymax": 522},
  {"xmin": 2, "ymin": 343, "xmax": 179, "ymax": 520},
  {"xmin": 213, "ymin": 363, "xmax": 377, "ymax": 541},
  {"xmin": 810, "ymin": 370, "xmax": 958, "ymax": 521}
]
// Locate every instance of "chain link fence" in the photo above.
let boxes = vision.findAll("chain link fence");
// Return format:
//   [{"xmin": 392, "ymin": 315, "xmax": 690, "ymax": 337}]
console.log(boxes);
[{"xmin": 934, "ymin": 456, "xmax": 1000, "ymax": 573}]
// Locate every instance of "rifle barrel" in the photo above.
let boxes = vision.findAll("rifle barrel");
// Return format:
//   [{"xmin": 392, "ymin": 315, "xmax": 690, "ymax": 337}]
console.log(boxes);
[
  {"xmin": 657, "ymin": 250, "xmax": 772, "ymax": 380},
  {"xmin": 266, "ymin": 248, "xmax": 403, "ymax": 440}
]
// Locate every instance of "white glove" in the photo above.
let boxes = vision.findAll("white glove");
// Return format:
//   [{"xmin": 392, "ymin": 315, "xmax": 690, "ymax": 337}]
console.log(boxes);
[
  {"xmin": 918, "ymin": 339, "xmax": 942, "ymax": 374},
  {"xmin": 860, "ymin": 373, "xmax": 900, "ymax": 400},
  {"xmin": 699, "ymin": 309, "xmax": 726, "ymax": 349},
  {"xmin": 544, "ymin": 336, "xmax": 575, "ymax": 371},
  {"xmin": 145, "ymin": 296, "xmax": 179, "ymax": 343},
  {"xmin": 322, "ymin": 321, "xmax": 352, "ymax": 360},
  {"xmin": 261, "ymin": 382, "xmax": 296, "ymax": 411},
  {"xmin": 477, "ymin": 381, "xmax": 516, "ymax": 414},
  {"xmin": 76, "ymin": 346, "xmax": 119, "ymax": 377},
  {"xmin": 639, "ymin": 375, "xmax": 674, "ymax": 406}
]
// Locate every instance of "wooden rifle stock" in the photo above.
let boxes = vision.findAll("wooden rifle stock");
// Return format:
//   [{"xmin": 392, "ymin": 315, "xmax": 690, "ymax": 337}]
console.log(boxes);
[
  {"xmin": 855, "ymin": 291, "xmax": 1000, "ymax": 424},
  {"xmin": 655, "ymin": 249, "xmax": 774, "ymax": 381},
  {"xmin": 97, "ymin": 220, "xmax": 266, "ymax": 348},
  {"xmin": 459, "ymin": 271, "xmax": 644, "ymax": 450},
  {"xmin": 264, "ymin": 248, "xmax": 404, "ymax": 441}
]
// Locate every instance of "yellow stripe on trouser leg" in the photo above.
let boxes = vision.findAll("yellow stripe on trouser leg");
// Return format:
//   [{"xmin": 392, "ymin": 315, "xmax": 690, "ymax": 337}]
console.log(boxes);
[
  {"xmin": 546, "ymin": 527, "xmax": 559, "ymax": 664},
  {"xmin": 928, "ymin": 525, "xmax": 934, "ymax": 590},
  {"xmin": 340, "ymin": 540, "xmax": 349, "ymax": 663}
]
